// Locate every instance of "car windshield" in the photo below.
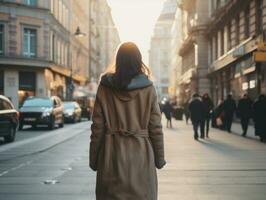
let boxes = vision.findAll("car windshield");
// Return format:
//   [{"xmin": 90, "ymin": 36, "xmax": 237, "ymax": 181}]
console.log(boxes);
[
  {"xmin": 23, "ymin": 98, "xmax": 53, "ymax": 107},
  {"xmin": 63, "ymin": 102, "xmax": 75, "ymax": 109}
]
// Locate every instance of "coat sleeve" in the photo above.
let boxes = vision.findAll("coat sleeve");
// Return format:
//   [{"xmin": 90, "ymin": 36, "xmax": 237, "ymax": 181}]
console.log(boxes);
[
  {"xmin": 89, "ymin": 86, "xmax": 105, "ymax": 171},
  {"xmin": 148, "ymin": 87, "xmax": 166, "ymax": 169}
]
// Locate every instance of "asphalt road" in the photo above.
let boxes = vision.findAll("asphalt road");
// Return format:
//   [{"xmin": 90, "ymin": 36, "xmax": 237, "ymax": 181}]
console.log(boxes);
[
  {"xmin": 0, "ymin": 119, "xmax": 266, "ymax": 200},
  {"xmin": 0, "ymin": 120, "xmax": 96, "ymax": 200}
]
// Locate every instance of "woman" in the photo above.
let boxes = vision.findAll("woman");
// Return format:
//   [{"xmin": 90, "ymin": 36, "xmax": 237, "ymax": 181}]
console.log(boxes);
[
  {"xmin": 90, "ymin": 42, "xmax": 166, "ymax": 200},
  {"xmin": 253, "ymin": 94, "xmax": 266, "ymax": 142}
]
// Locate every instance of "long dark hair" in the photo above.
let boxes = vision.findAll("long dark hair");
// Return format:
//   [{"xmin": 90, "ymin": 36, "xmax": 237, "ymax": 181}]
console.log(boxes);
[{"xmin": 105, "ymin": 42, "xmax": 151, "ymax": 89}]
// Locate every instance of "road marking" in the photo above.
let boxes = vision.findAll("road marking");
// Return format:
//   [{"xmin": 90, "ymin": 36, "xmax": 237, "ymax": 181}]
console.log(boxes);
[{"xmin": 0, "ymin": 122, "xmax": 91, "ymax": 153}]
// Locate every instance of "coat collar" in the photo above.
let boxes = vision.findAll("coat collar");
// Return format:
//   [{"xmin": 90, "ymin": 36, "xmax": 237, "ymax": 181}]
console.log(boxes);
[{"xmin": 100, "ymin": 73, "xmax": 153, "ymax": 91}]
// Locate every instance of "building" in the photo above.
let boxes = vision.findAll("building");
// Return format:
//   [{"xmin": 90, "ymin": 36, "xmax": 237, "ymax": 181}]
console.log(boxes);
[
  {"xmin": 178, "ymin": 0, "xmax": 210, "ymax": 104},
  {"xmin": 149, "ymin": 0, "xmax": 178, "ymax": 99},
  {"xmin": 0, "ymin": 0, "xmax": 91, "ymax": 108},
  {"xmin": 208, "ymin": 0, "xmax": 266, "ymax": 104},
  {"xmin": 90, "ymin": 0, "xmax": 120, "ymax": 81},
  {"xmin": 169, "ymin": 0, "xmax": 182, "ymax": 100},
  {"xmin": 0, "ymin": 0, "xmax": 120, "ymax": 108}
]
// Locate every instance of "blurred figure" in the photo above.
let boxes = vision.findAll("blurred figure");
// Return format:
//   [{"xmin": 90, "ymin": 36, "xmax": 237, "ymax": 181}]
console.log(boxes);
[
  {"xmin": 253, "ymin": 94, "xmax": 266, "ymax": 142},
  {"xmin": 189, "ymin": 93, "xmax": 205, "ymax": 140},
  {"xmin": 237, "ymin": 94, "xmax": 253, "ymax": 137},
  {"xmin": 223, "ymin": 94, "xmax": 236, "ymax": 133},
  {"xmin": 202, "ymin": 93, "xmax": 214, "ymax": 138},
  {"xmin": 183, "ymin": 99, "xmax": 190, "ymax": 124},
  {"xmin": 162, "ymin": 100, "xmax": 173, "ymax": 128}
]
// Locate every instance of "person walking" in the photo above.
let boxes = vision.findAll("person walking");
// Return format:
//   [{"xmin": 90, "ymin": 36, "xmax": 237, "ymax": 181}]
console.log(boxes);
[
  {"xmin": 202, "ymin": 93, "xmax": 214, "ymax": 138},
  {"xmin": 162, "ymin": 100, "xmax": 173, "ymax": 128},
  {"xmin": 237, "ymin": 94, "xmax": 253, "ymax": 137},
  {"xmin": 89, "ymin": 42, "xmax": 166, "ymax": 200},
  {"xmin": 253, "ymin": 94, "xmax": 266, "ymax": 142},
  {"xmin": 183, "ymin": 99, "xmax": 190, "ymax": 124},
  {"xmin": 189, "ymin": 93, "xmax": 205, "ymax": 140},
  {"xmin": 223, "ymin": 94, "xmax": 236, "ymax": 133}
]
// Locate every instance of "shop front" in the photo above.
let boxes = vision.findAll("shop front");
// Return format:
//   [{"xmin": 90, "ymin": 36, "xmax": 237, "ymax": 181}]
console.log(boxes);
[
  {"xmin": 18, "ymin": 71, "xmax": 36, "ymax": 107},
  {"xmin": 211, "ymin": 53, "xmax": 260, "ymax": 104}
]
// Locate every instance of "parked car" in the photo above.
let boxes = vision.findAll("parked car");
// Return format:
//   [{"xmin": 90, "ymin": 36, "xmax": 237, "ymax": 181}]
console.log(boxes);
[
  {"xmin": 0, "ymin": 95, "xmax": 19, "ymax": 143},
  {"xmin": 19, "ymin": 96, "xmax": 64, "ymax": 130},
  {"xmin": 63, "ymin": 101, "xmax": 82, "ymax": 123}
]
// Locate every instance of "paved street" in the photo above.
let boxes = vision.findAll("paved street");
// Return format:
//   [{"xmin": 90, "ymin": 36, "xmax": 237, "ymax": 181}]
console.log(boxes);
[{"xmin": 0, "ymin": 119, "xmax": 266, "ymax": 200}]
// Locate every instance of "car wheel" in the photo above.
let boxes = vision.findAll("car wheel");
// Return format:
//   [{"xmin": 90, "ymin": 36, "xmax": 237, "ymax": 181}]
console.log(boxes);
[{"xmin": 4, "ymin": 126, "xmax": 16, "ymax": 143}]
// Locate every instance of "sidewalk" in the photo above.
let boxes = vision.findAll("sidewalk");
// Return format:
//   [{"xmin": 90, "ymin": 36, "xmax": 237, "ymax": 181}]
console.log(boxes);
[{"xmin": 158, "ymin": 118, "xmax": 266, "ymax": 199}]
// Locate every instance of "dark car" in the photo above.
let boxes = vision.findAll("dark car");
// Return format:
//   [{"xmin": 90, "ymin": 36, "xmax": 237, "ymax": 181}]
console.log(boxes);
[
  {"xmin": 0, "ymin": 95, "xmax": 19, "ymax": 143},
  {"xmin": 63, "ymin": 101, "xmax": 82, "ymax": 123},
  {"xmin": 19, "ymin": 96, "xmax": 64, "ymax": 130}
]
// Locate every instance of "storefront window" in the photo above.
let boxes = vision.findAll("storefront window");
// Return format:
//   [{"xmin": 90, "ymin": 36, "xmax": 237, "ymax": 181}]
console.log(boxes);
[
  {"xmin": 0, "ymin": 70, "xmax": 3, "ymax": 95},
  {"xmin": 18, "ymin": 71, "xmax": 36, "ymax": 107}
]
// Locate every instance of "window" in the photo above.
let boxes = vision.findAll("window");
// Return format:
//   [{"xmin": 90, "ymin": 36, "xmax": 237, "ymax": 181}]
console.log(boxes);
[
  {"xmin": 245, "ymin": 7, "xmax": 250, "ymax": 38},
  {"xmin": 235, "ymin": 15, "xmax": 240, "ymax": 45},
  {"xmin": 220, "ymin": 28, "xmax": 224, "ymax": 56},
  {"xmin": 227, "ymin": 23, "xmax": 231, "ymax": 50},
  {"xmin": 23, "ymin": 28, "xmax": 37, "ymax": 57},
  {"xmin": 256, "ymin": 0, "xmax": 263, "ymax": 34},
  {"xmin": 0, "ymin": 24, "xmax": 4, "ymax": 55},
  {"xmin": 24, "ymin": 0, "xmax": 37, "ymax": 6}
]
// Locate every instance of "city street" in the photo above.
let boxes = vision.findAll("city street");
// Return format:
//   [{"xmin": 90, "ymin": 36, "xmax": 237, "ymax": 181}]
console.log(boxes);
[{"xmin": 0, "ymin": 119, "xmax": 266, "ymax": 199}]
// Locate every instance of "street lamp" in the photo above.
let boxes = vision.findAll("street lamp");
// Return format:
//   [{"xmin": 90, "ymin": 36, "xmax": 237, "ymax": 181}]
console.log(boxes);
[
  {"xmin": 74, "ymin": 26, "xmax": 86, "ymax": 37},
  {"xmin": 68, "ymin": 27, "xmax": 86, "ymax": 100}
]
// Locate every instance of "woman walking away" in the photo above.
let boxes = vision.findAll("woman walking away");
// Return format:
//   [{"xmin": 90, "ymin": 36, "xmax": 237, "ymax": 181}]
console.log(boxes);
[
  {"xmin": 253, "ymin": 94, "xmax": 266, "ymax": 142},
  {"xmin": 162, "ymin": 100, "xmax": 173, "ymax": 128},
  {"xmin": 90, "ymin": 42, "xmax": 166, "ymax": 200}
]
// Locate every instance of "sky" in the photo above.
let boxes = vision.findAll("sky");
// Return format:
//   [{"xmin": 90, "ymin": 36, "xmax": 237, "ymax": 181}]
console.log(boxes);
[{"xmin": 107, "ymin": 0, "xmax": 165, "ymax": 64}]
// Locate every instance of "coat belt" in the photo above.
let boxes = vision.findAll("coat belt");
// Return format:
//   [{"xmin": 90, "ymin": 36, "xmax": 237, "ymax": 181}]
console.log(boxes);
[{"xmin": 106, "ymin": 129, "xmax": 149, "ymax": 138}]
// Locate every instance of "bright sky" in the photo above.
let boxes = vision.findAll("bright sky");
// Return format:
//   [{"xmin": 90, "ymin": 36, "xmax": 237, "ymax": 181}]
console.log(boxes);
[{"xmin": 107, "ymin": 0, "xmax": 165, "ymax": 64}]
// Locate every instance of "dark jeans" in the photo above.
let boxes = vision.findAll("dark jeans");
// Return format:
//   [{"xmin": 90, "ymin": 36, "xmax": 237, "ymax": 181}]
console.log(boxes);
[
  {"xmin": 224, "ymin": 114, "xmax": 233, "ymax": 132},
  {"xmin": 201, "ymin": 118, "xmax": 210, "ymax": 137},
  {"xmin": 240, "ymin": 117, "xmax": 249, "ymax": 136},
  {"xmin": 192, "ymin": 120, "xmax": 204, "ymax": 139}
]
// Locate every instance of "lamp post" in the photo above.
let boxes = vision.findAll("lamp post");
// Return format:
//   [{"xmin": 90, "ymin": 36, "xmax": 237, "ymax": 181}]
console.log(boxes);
[{"xmin": 68, "ymin": 26, "xmax": 86, "ymax": 101}]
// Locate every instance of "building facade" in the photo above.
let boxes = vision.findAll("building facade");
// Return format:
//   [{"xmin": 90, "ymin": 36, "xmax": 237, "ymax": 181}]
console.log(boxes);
[
  {"xmin": 90, "ymin": 0, "xmax": 120, "ymax": 81},
  {"xmin": 208, "ymin": 0, "xmax": 266, "ymax": 104},
  {"xmin": 149, "ymin": 0, "xmax": 178, "ymax": 99},
  {"xmin": 0, "ymin": 0, "xmax": 119, "ymax": 108},
  {"xmin": 178, "ymin": 0, "xmax": 210, "ymax": 104},
  {"xmin": 169, "ymin": 0, "xmax": 183, "ymax": 100}
]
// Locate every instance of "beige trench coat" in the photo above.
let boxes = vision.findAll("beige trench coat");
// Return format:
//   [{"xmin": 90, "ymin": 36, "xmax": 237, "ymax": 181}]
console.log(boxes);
[{"xmin": 90, "ymin": 75, "xmax": 165, "ymax": 200}]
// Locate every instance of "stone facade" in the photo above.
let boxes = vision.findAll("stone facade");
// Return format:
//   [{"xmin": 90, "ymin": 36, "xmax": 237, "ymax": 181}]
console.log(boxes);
[
  {"xmin": 208, "ymin": 0, "xmax": 266, "ymax": 104},
  {"xmin": 178, "ymin": 0, "xmax": 210, "ymax": 103},
  {"xmin": 149, "ymin": 0, "xmax": 178, "ymax": 99},
  {"xmin": 0, "ymin": 0, "xmax": 119, "ymax": 108}
]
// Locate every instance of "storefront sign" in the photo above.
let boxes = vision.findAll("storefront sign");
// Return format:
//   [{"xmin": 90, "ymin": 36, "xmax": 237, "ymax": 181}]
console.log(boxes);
[
  {"xmin": 254, "ymin": 51, "xmax": 266, "ymax": 62},
  {"xmin": 257, "ymin": 42, "xmax": 266, "ymax": 51}
]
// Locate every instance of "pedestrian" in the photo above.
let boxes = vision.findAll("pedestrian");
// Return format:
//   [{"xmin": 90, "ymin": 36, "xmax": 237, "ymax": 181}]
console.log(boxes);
[
  {"xmin": 202, "ymin": 93, "xmax": 214, "ymax": 138},
  {"xmin": 183, "ymin": 99, "xmax": 190, "ymax": 124},
  {"xmin": 162, "ymin": 100, "xmax": 173, "ymax": 128},
  {"xmin": 89, "ymin": 42, "xmax": 166, "ymax": 200},
  {"xmin": 253, "ymin": 94, "xmax": 266, "ymax": 142},
  {"xmin": 237, "ymin": 94, "xmax": 253, "ymax": 137},
  {"xmin": 223, "ymin": 94, "xmax": 236, "ymax": 133},
  {"xmin": 189, "ymin": 93, "xmax": 205, "ymax": 140}
]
